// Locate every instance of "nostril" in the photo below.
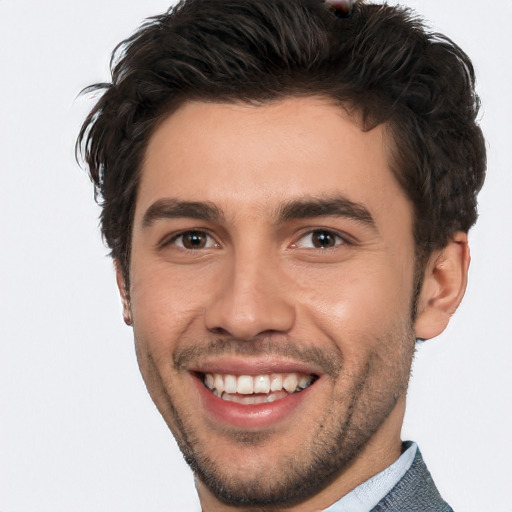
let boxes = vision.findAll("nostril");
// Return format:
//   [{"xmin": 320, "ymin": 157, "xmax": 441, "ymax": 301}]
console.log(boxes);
[{"xmin": 208, "ymin": 326, "xmax": 231, "ymax": 336}]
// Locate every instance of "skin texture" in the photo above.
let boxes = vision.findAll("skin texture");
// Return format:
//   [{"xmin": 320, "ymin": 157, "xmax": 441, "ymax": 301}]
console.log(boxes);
[{"xmin": 118, "ymin": 96, "xmax": 470, "ymax": 511}]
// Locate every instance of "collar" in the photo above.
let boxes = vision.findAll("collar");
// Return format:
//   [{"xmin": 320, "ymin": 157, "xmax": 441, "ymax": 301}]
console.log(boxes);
[{"xmin": 323, "ymin": 441, "xmax": 418, "ymax": 512}]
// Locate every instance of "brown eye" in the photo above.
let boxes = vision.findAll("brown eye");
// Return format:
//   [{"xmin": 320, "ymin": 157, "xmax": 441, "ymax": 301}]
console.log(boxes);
[
  {"xmin": 175, "ymin": 230, "xmax": 213, "ymax": 250},
  {"xmin": 294, "ymin": 229, "xmax": 344, "ymax": 249},
  {"xmin": 311, "ymin": 230, "xmax": 337, "ymax": 248}
]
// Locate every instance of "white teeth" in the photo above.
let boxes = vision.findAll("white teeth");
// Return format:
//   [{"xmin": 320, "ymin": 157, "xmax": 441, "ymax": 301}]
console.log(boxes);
[
  {"xmin": 237, "ymin": 375, "xmax": 254, "ymax": 394},
  {"xmin": 224, "ymin": 374, "xmax": 237, "ymax": 394},
  {"xmin": 283, "ymin": 374, "xmax": 298, "ymax": 393},
  {"xmin": 221, "ymin": 389, "xmax": 289, "ymax": 405},
  {"xmin": 270, "ymin": 374, "xmax": 283, "ymax": 391},
  {"xmin": 214, "ymin": 374, "xmax": 225, "ymax": 394},
  {"xmin": 203, "ymin": 372, "xmax": 315, "ymax": 398},
  {"xmin": 254, "ymin": 375, "xmax": 271, "ymax": 394},
  {"xmin": 298, "ymin": 375, "xmax": 312, "ymax": 390},
  {"xmin": 205, "ymin": 373, "xmax": 214, "ymax": 389}
]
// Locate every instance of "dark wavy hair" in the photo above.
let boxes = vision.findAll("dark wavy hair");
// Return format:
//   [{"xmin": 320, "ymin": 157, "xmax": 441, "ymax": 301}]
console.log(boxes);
[{"xmin": 77, "ymin": 0, "xmax": 486, "ymax": 285}]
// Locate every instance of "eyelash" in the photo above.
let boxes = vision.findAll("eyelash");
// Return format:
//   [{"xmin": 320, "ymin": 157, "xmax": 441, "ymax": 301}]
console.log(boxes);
[
  {"xmin": 162, "ymin": 230, "xmax": 219, "ymax": 251},
  {"xmin": 160, "ymin": 228, "xmax": 351, "ymax": 252},
  {"xmin": 293, "ymin": 229, "xmax": 348, "ymax": 250}
]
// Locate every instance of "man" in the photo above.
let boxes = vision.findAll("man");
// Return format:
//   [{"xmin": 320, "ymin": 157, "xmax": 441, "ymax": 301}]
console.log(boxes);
[{"xmin": 77, "ymin": 0, "xmax": 486, "ymax": 510}]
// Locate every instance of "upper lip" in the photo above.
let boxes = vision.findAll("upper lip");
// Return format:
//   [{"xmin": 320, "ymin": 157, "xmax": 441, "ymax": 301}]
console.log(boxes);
[{"xmin": 188, "ymin": 356, "xmax": 323, "ymax": 377}]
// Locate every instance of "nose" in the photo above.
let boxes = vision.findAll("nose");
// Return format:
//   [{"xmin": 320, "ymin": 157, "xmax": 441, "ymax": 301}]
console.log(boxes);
[{"xmin": 204, "ymin": 249, "xmax": 296, "ymax": 339}]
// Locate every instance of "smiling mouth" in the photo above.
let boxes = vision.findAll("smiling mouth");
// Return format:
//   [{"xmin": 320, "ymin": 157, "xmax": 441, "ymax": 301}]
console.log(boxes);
[{"xmin": 202, "ymin": 372, "xmax": 316, "ymax": 404}]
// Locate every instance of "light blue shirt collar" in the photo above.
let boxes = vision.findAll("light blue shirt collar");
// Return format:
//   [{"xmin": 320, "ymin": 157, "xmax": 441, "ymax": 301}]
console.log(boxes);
[{"xmin": 323, "ymin": 441, "xmax": 418, "ymax": 512}]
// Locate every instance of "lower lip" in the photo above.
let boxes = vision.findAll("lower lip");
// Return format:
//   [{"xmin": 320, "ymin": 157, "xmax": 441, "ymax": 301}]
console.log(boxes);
[{"xmin": 193, "ymin": 375, "xmax": 315, "ymax": 430}]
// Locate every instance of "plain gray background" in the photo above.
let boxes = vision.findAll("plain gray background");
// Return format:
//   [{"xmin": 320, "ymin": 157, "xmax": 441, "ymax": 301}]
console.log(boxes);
[{"xmin": 1, "ymin": 0, "xmax": 511, "ymax": 510}]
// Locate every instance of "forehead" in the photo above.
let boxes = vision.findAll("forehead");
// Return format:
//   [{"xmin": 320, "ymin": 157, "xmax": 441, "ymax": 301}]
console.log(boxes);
[{"xmin": 137, "ymin": 96, "xmax": 411, "ymax": 230}]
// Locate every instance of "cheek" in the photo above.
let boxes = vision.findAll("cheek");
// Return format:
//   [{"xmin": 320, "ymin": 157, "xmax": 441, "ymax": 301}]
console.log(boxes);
[
  {"xmin": 293, "ymin": 259, "xmax": 414, "ymax": 343},
  {"xmin": 130, "ymin": 264, "xmax": 206, "ymax": 351}
]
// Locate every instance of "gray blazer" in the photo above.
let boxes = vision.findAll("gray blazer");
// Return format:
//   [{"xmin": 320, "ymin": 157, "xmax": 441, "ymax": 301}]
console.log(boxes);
[{"xmin": 371, "ymin": 443, "xmax": 454, "ymax": 512}]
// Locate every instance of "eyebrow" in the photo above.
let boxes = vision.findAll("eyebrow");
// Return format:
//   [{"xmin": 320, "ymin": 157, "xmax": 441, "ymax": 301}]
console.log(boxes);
[
  {"xmin": 142, "ymin": 198, "xmax": 224, "ymax": 228},
  {"xmin": 141, "ymin": 195, "xmax": 376, "ymax": 231},
  {"xmin": 276, "ymin": 196, "xmax": 376, "ymax": 229}
]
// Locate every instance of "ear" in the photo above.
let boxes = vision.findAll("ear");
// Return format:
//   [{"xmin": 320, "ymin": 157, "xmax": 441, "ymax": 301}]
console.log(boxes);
[
  {"xmin": 114, "ymin": 259, "xmax": 133, "ymax": 326},
  {"xmin": 414, "ymin": 232, "xmax": 470, "ymax": 340}
]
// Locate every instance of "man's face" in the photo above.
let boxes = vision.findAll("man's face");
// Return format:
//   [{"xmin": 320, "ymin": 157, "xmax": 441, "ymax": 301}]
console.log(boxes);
[{"xmin": 126, "ymin": 97, "xmax": 418, "ymax": 507}]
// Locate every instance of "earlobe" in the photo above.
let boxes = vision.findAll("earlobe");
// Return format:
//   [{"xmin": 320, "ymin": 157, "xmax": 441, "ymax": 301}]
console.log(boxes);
[
  {"xmin": 414, "ymin": 232, "xmax": 470, "ymax": 340},
  {"xmin": 115, "ymin": 260, "xmax": 133, "ymax": 326}
]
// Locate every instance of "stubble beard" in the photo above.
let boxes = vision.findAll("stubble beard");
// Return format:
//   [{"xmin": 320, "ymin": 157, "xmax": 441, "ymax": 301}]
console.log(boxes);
[{"xmin": 140, "ymin": 319, "xmax": 416, "ymax": 509}]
